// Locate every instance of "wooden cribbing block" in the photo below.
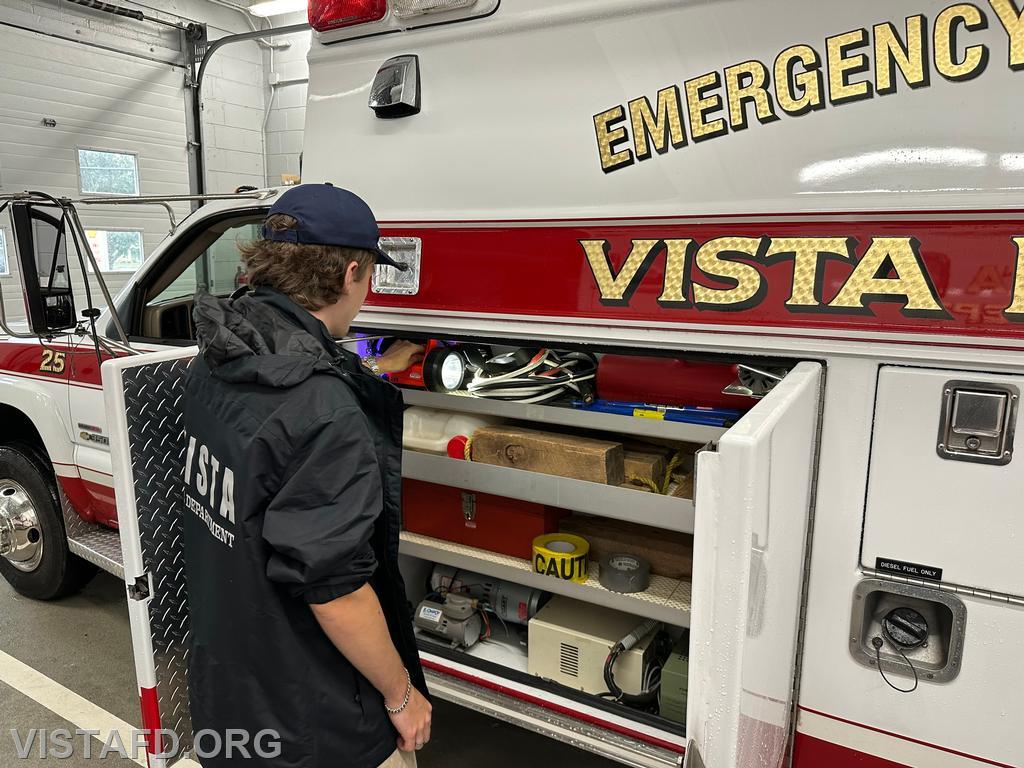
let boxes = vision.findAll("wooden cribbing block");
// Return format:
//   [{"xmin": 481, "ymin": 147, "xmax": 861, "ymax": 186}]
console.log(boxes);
[
  {"xmin": 623, "ymin": 450, "xmax": 666, "ymax": 486},
  {"xmin": 560, "ymin": 515, "xmax": 694, "ymax": 579},
  {"xmin": 470, "ymin": 426, "xmax": 624, "ymax": 485}
]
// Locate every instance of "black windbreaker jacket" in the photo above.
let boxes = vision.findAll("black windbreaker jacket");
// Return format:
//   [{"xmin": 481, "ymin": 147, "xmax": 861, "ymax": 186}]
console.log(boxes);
[{"xmin": 182, "ymin": 287, "xmax": 426, "ymax": 768}]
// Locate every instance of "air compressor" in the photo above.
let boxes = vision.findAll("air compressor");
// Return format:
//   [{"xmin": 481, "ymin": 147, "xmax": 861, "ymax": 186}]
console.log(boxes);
[
  {"xmin": 414, "ymin": 566, "xmax": 550, "ymax": 649},
  {"xmin": 430, "ymin": 565, "xmax": 548, "ymax": 625},
  {"xmin": 414, "ymin": 593, "xmax": 485, "ymax": 649}
]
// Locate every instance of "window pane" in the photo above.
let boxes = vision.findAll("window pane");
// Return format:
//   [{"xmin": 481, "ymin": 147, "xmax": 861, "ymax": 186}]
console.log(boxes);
[
  {"xmin": 158, "ymin": 262, "xmax": 199, "ymax": 304},
  {"xmin": 207, "ymin": 223, "xmax": 260, "ymax": 295},
  {"xmin": 148, "ymin": 221, "xmax": 259, "ymax": 305},
  {"xmin": 78, "ymin": 149, "xmax": 139, "ymax": 195},
  {"xmin": 0, "ymin": 230, "xmax": 8, "ymax": 276},
  {"xmin": 85, "ymin": 230, "xmax": 145, "ymax": 272}
]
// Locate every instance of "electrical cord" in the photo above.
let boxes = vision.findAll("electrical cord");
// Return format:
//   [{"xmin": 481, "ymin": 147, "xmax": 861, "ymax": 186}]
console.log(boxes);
[
  {"xmin": 485, "ymin": 605, "xmax": 512, "ymax": 639},
  {"xmin": 602, "ymin": 619, "xmax": 662, "ymax": 707},
  {"xmin": 467, "ymin": 349, "xmax": 597, "ymax": 404}
]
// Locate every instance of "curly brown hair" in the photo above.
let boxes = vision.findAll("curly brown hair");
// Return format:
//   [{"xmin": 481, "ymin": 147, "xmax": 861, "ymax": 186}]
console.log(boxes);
[{"xmin": 238, "ymin": 214, "xmax": 376, "ymax": 311}]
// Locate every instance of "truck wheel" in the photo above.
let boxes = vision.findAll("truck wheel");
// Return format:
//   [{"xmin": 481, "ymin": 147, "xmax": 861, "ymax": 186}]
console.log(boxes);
[{"xmin": 0, "ymin": 443, "xmax": 97, "ymax": 599}]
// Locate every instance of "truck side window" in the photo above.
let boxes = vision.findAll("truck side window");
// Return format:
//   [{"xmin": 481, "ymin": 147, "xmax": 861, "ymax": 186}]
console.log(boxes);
[{"xmin": 141, "ymin": 220, "xmax": 260, "ymax": 342}]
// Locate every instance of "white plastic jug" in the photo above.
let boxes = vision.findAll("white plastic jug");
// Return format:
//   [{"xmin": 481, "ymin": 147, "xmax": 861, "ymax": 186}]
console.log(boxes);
[{"xmin": 402, "ymin": 406, "xmax": 503, "ymax": 455}]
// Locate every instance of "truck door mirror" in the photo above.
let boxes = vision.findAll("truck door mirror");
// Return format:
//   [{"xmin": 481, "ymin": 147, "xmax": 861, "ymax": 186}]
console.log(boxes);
[{"xmin": 10, "ymin": 202, "xmax": 78, "ymax": 335}]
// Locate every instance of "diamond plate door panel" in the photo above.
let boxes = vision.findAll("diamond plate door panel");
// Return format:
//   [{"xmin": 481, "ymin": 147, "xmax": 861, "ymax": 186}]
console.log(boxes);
[{"xmin": 120, "ymin": 357, "xmax": 193, "ymax": 761}]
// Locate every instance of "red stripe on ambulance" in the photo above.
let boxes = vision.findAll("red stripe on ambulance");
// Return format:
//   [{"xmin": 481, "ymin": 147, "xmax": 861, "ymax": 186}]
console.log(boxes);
[{"xmin": 373, "ymin": 219, "xmax": 1024, "ymax": 341}]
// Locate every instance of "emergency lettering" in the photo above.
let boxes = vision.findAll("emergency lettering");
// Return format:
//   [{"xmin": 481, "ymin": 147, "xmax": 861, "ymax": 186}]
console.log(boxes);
[{"xmin": 593, "ymin": 2, "xmax": 1021, "ymax": 172}]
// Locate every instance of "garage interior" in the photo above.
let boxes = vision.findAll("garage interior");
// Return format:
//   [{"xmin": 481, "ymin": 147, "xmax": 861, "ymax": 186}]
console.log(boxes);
[
  {"xmin": 0, "ymin": 1, "xmax": 611, "ymax": 765},
  {"xmin": 0, "ymin": 0, "xmax": 308, "ymax": 323}
]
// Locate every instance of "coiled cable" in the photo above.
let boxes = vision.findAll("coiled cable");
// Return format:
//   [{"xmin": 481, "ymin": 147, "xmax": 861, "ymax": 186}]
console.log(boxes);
[{"xmin": 467, "ymin": 348, "xmax": 597, "ymax": 404}]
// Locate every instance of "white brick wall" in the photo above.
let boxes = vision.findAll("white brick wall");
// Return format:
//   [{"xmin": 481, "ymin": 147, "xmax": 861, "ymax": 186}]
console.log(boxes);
[
  {"xmin": 195, "ymin": 6, "xmax": 268, "ymax": 193},
  {"xmin": 0, "ymin": 0, "xmax": 314, "ymax": 322},
  {"xmin": 0, "ymin": 0, "xmax": 310, "ymax": 197},
  {"xmin": 262, "ymin": 11, "xmax": 310, "ymax": 187}
]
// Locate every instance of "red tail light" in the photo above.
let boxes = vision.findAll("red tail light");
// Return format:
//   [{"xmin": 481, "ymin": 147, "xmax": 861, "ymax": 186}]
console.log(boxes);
[{"xmin": 309, "ymin": 0, "xmax": 388, "ymax": 32}]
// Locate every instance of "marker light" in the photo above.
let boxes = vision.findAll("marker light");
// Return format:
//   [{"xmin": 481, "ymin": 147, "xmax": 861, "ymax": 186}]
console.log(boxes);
[
  {"xmin": 372, "ymin": 237, "xmax": 421, "ymax": 295},
  {"xmin": 391, "ymin": 0, "xmax": 478, "ymax": 19},
  {"xmin": 309, "ymin": 0, "xmax": 388, "ymax": 32}
]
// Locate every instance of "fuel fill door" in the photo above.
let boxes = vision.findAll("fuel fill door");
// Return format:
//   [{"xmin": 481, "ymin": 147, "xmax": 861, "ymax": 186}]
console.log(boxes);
[{"xmin": 686, "ymin": 361, "xmax": 822, "ymax": 768}]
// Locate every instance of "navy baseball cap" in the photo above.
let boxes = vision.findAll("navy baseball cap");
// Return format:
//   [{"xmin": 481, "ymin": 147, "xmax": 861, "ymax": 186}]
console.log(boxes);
[{"xmin": 263, "ymin": 183, "xmax": 406, "ymax": 270}]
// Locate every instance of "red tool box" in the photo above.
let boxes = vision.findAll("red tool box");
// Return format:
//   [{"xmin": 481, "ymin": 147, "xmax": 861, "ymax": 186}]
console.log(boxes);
[{"xmin": 402, "ymin": 480, "xmax": 568, "ymax": 560}]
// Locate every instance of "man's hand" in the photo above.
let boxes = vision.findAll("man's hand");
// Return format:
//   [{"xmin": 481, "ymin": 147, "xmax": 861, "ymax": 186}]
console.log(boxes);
[
  {"xmin": 387, "ymin": 685, "xmax": 432, "ymax": 752},
  {"xmin": 310, "ymin": 586, "xmax": 430, "ymax": 752},
  {"xmin": 377, "ymin": 340, "xmax": 425, "ymax": 375}
]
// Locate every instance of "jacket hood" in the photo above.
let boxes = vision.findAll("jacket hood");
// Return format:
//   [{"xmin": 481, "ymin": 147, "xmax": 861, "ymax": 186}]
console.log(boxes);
[{"xmin": 193, "ymin": 289, "xmax": 340, "ymax": 388}]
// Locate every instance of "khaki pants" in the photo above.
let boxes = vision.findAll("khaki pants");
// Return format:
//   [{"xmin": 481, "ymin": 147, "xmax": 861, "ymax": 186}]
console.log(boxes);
[{"xmin": 378, "ymin": 749, "xmax": 418, "ymax": 768}]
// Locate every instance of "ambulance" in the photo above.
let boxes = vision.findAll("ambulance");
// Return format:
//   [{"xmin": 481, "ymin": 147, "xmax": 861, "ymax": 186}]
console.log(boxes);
[{"xmin": 2, "ymin": 1, "xmax": 1024, "ymax": 766}]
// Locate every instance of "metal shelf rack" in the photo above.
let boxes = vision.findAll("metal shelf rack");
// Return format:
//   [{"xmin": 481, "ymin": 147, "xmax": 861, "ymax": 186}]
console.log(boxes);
[
  {"xmin": 402, "ymin": 451, "xmax": 695, "ymax": 534},
  {"xmin": 402, "ymin": 389, "xmax": 729, "ymax": 445},
  {"xmin": 399, "ymin": 532, "xmax": 692, "ymax": 627}
]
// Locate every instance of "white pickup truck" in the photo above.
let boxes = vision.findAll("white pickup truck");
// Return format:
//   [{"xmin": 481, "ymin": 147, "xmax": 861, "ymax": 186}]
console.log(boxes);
[{"xmin": 0, "ymin": 189, "xmax": 275, "ymax": 598}]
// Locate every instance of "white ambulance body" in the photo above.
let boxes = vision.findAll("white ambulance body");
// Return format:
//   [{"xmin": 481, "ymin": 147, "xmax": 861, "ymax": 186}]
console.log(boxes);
[
  {"xmin": 298, "ymin": 3, "xmax": 1024, "ymax": 763},
  {"xmin": 3, "ymin": 1, "xmax": 1024, "ymax": 767}
]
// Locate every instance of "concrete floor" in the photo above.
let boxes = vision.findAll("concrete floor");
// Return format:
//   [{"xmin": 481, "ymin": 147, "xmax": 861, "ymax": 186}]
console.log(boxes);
[{"xmin": 0, "ymin": 571, "xmax": 616, "ymax": 767}]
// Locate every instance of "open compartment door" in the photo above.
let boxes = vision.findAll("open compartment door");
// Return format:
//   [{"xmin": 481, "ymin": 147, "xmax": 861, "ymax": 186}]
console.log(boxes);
[
  {"xmin": 102, "ymin": 347, "xmax": 197, "ymax": 767},
  {"xmin": 686, "ymin": 361, "xmax": 822, "ymax": 768}
]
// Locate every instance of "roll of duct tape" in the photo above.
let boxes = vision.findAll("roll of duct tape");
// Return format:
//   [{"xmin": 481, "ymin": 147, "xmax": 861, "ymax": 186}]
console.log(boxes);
[
  {"xmin": 599, "ymin": 553, "xmax": 652, "ymax": 593},
  {"xmin": 532, "ymin": 533, "xmax": 590, "ymax": 583}
]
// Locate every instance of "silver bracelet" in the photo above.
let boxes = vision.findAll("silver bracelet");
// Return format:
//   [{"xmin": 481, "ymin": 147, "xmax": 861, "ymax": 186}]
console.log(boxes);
[
  {"xmin": 384, "ymin": 669, "xmax": 412, "ymax": 715},
  {"xmin": 361, "ymin": 355, "xmax": 382, "ymax": 377}
]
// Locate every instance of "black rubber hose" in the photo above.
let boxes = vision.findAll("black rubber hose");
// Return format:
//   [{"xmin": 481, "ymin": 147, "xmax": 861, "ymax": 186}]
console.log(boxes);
[{"xmin": 603, "ymin": 646, "xmax": 659, "ymax": 707}]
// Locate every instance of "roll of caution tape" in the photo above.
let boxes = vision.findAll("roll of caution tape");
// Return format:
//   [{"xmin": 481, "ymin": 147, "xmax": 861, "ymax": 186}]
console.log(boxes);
[
  {"xmin": 532, "ymin": 533, "xmax": 590, "ymax": 584},
  {"xmin": 599, "ymin": 553, "xmax": 651, "ymax": 593}
]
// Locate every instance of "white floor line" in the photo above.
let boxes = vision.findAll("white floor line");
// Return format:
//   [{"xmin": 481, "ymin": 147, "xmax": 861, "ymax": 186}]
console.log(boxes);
[{"xmin": 0, "ymin": 648, "xmax": 201, "ymax": 767}]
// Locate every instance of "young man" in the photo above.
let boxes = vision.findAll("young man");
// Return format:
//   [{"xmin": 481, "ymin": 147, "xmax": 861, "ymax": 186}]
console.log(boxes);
[{"xmin": 182, "ymin": 183, "xmax": 430, "ymax": 768}]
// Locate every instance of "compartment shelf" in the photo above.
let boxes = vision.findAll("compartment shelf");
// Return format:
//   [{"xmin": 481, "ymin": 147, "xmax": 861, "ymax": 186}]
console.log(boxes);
[
  {"xmin": 402, "ymin": 451, "xmax": 695, "ymax": 534},
  {"xmin": 399, "ymin": 531, "xmax": 692, "ymax": 627},
  {"xmin": 401, "ymin": 389, "xmax": 729, "ymax": 445}
]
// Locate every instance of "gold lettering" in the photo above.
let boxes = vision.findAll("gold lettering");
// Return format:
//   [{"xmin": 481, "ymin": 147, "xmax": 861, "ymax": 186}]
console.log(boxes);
[
  {"xmin": 774, "ymin": 45, "xmax": 825, "ymax": 115},
  {"xmin": 828, "ymin": 237, "xmax": 946, "ymax": 314},
  {"xmin": 764, "ymin": 237, "xmax": 853, "ymax": 307},
  {"xmin": 723, "ymin": 61, "xmax": 778, "ymax": 130},
  {"xmin": 628, "ymin": 87, "xmax": 686, "ymax": 160},
  {"xmin": 1002, "ymin": 237, "xmax": 1024, "ymax": 317},
  {"xmin": 692, "ymin": 237, "xmax": 764, "ymax": 307},
  {"xmin": 593, "ymin": 106, "xmax": 634, "ymax": 173},
  {"xmin": 581, "ymin": 239, "xmax": 659, "ymax": 305},
  {"xmin": 657, "ymin": 239, "xmax": 695, "ymax": 305},
  {"xmin": 990, "ymin": 0, "xmax": 1024, "ymax": 69},
  {"xmin": 935, "ymin": 4, "xmax": 989, "ymax": 81},
  {"xmin": 684, "ymin": 72, "xmax": 728, "ymax": 141},
  {"xmin": 874, "ymin": 16, "xmax": 928, "ymax": 94},
  {"xmin": 827, "ymin": 29, "xmax": 874, "ymax": 104}
]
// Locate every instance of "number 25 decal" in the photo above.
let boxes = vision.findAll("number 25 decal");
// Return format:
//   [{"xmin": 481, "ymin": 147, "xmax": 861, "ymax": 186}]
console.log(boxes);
[{"xmin": 40, "ymin": 350, "xmax": 66, "ymax": 374}]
